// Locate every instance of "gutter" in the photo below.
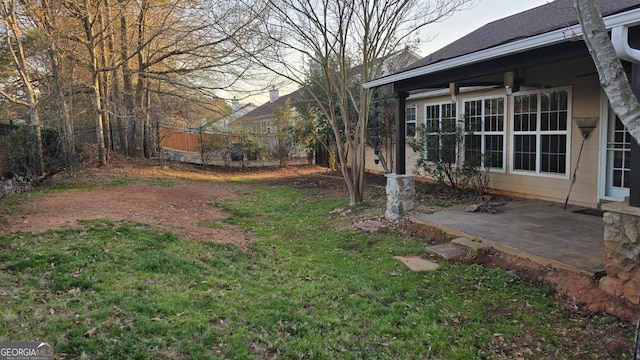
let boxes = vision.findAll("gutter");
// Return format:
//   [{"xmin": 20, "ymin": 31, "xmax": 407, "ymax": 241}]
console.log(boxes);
[{"xmin": 363, "ymin": 8, "xmax": 640, "ymax": 89}]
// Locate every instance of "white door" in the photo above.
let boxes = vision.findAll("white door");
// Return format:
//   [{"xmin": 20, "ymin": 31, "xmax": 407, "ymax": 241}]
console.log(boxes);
[{"xmin": 605, "ymin": 108, "xmax": 631, "ymax": 199}]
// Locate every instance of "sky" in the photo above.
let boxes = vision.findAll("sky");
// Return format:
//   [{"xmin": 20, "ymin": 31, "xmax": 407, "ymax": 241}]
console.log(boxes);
[
  {"xmin": 247, "ymin": 0, "xmax": 552, "ymax": 105},
  {"xmin": 416, "ymin": 0, "xmax": 551, "ymax": 57}
]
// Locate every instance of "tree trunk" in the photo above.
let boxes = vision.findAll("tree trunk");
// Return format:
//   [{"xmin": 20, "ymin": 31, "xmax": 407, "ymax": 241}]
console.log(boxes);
[
  {"xmin": 574, "ymin": 0, "xmax": 640, "ymax": 142},
  {"xmin": 121, "ymin": 12, "xmax": 136, "ymax": 156},
  {"xmin": 1, "ymin": 0, "xmax": 45, "ymax": 177},
  {"xmin": 82, "ymin": 2, "xmax": 107, "ymax": 166}
]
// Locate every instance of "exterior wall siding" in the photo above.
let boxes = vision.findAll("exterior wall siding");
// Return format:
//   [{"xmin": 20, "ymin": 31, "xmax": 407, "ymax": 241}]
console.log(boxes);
[{"xmin": 365, "ymin": 57, "xmax": 606, "ymax": 208}]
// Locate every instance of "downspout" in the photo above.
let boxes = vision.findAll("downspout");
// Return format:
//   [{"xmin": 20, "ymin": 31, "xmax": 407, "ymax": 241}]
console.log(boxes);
[
  {"xmin": 611, "ymin": 25, "xmax": 640, "ymax": 62},
  {"xmin": 611, "ymin": 25, "xmax": 640, "ymax": 208}
]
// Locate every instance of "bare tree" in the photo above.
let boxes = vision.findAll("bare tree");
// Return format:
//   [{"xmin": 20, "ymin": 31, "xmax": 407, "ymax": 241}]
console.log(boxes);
[
  {"xmin": 574, "ymin": 0, "xmax": 640, "ymax": 142},
  {"xmin": 255, "ymin": 0, "xmax": 473, "ymax": 206},
  {"xmin": 1, "ymin": 0, "xmax": 287, "ymax": 169},
  {"xmin": 0, "ymin": 0, "xmax": 45, "ymax": 176}
]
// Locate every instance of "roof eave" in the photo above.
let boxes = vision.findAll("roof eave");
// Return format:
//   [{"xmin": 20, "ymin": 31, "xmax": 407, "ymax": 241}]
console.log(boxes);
[{"xmin": 363, "ymin": 7, "xmax": 640, "ymax": 89}]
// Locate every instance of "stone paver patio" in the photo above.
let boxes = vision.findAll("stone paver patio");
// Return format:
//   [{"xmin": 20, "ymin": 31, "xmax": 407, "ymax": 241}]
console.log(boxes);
[{"xmin": 411, "ymin": 199, "xmax": 605, "ymax": 274}]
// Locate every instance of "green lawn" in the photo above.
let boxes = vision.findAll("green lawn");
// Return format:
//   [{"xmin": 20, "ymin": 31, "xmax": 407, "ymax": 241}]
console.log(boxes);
[{"xmin": 0, "ymin": 182, "xmax": 633, "ymax": 359}]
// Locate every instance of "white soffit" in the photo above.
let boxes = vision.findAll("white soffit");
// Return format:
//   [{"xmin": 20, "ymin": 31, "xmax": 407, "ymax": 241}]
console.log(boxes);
[{"xmin": 363, "ymin": 8, "xmax": 640, "ymax": 89}]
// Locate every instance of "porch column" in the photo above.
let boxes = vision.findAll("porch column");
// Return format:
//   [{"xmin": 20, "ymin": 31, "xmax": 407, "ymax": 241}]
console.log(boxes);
[
  {"xmin": 385, "ymin": 91, "xmax": 414, "ymax": 221},
  {"xmin": 385, "ymin": 173, "xmax": 415, "ymax": 221},
  {"xmin": 600, "ymin": 202, "xmax": 640, "ymax": 304},
  {"xmin": 630, "ymin": 63, "xmax": 640, "ymax": 207},
  {"xmin": 394, "ymin": 91, "xmax": 408, "ymax": 174}
]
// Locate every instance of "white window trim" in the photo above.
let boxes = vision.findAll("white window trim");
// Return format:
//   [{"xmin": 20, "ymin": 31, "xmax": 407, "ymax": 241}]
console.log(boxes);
[
  {"xmin": 423, "ymin": 101, "xmax": 459, "ymax": 163},
  {"xmin": 462, "ymin": 95, "xmax": 507, "ymax": 173},
  {"xmin": 509, "ymin": 86, "xmax": 572, "ymax": 179},
  {"xmin": 406, "ymin": 105, "xmax": 417, "ymax": 138}
]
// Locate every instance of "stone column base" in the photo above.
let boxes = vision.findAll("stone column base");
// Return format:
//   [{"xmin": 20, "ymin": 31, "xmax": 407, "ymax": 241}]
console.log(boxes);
[
  {"xmin": 385, "ymin": 173, "xmax": 416, "ymax": 221},
  {"xmin": 601, "ymin": 200, "xmax": 640, "ymax": 304}
]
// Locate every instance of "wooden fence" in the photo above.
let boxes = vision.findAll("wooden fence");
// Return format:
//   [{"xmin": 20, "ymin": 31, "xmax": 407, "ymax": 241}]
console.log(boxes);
[{"xmin": 160, "ymin": 128, "xmax": 241, "ymax": 152}]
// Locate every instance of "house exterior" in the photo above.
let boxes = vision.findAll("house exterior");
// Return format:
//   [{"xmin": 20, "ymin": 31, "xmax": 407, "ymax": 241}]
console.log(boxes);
[
  {"xmin": 232, "ymin": 88, "xmax": 304, "ymax": 133},
  {"xmin": 364, "ymin": 0, "xmax": 640, "ymax": 209},
  {"xmin": 230, "ymin": 88, "xmax": 308, "ymax": 163},
  {"xmin": 213, "ymin": 100, "xmax": 257, "ymax": 132}
]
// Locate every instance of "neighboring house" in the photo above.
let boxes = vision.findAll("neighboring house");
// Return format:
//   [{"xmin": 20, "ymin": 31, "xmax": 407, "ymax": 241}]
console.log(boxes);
[
  {"xmin": 364, "ymin": 0, "xmax": 640, "ymax": 208},
  {"xmin": 232, "ymin": 88, "xmax": 305, "ymax": 133},
  {"xmin": 228, "ymin": 88, "xmax": 308, "ymax": 162},
  {"xmin": 213, "ymin": 99, "xmax": 257, "ymax": 132}
]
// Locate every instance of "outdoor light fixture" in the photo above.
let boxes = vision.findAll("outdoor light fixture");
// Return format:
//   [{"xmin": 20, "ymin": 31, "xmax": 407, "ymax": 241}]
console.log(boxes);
[
  {"xmin": 449, "ymin": 82, "xmax": 458, "ymax": 103},
  {"xmin": 505, "ymin": 86, "xmax": 513, "ymax": 96},
  {"xmin": 504, "ymin": 71, "xmax": 516, "ymax": 96}
]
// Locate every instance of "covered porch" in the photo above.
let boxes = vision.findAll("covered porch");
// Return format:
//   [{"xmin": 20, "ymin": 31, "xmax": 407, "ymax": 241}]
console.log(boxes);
[{"xmin": 410, "ymin": 200, "xmax": 605, "ymax": 274}]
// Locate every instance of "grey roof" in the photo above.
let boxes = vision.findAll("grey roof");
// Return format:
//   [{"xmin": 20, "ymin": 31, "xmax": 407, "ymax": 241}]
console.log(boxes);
[
  {"xmin": 240, "ymin": 88, "xmax": 306, "ymax": 120},
  {"xmin": 403, "ymin": 0, "xmax": 640, "ymax": 72}
]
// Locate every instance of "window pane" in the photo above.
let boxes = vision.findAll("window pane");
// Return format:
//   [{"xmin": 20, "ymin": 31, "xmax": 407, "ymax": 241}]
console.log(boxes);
[
  {"xmin": 441, "ymin": 103, "xmax": 455, "ymax": 120},
  {"xmin": 528, "ymin": 114, "xmax": 537, "ymax": 132},
  {"xmin": 541, "ymin": 113, "xmax": 549, "ymax": 131},
  {"xmin": 485, "ymin": 135, "xmax": 503, "ymax": 168},
  {"xmin": 541, "ymin": 135, "xmax": 566, "ymax": 174},
  {"xmin": 614, "ymin": 151, "xmax": 623, "ymax": 168},
  {"xmin": 558, "ymin": 91, "xmax": 568, "ymax": 110},
  {"xmin": 514, "ymin": 135, "xmax": 536, "ymax": 171},
  {"xmin": 614, "ymin": 170, "xmax": 623, "ymax": 187},
  {"xmin": 559, "ymin": 112, "xmax": 567, "ymax": 131},
  {"xmin": 624, "ymin": 151, "xmax": 631, "ymax": 169},
  {"xmin": 405, "ymin": 107, "xmax": 416, "ymax": 122},
  {"xmin": 464, "ymin": 134, "xmax": 482, "ymax": 166},
  {"xmin": 442, "ymin": 118, "xmax": 457, "ymax": 132},
  {"xmin": 624, "ymin": 170, "xmax": 630, "ymax": 188},
  {"xmin": 441, "ymin": 134, "xmax": 457, "ymax": 163},
  {"xmin": 406, "ymin": 107, "xmax": 416, "ymax": 137},
  {"xmin": 406, "ymin": 123, "xmax": 416, "ymax": 137},
  {"xmin": 514, "ymin": 114, "xmax": 522, "ymax": 131},
  {"xmin": 426, "ymin": 135, "xmax": 439, "ymax": 162},
  {"xmin": 426, "ymin": 105, "xmax": 439, "ymax": 130}
]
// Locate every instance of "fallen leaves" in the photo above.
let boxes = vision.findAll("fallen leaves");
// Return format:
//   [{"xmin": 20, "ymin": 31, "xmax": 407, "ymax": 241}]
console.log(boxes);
[{"xmin": 84, "ymin": 327, "xmax": 97, "ymax": 338}]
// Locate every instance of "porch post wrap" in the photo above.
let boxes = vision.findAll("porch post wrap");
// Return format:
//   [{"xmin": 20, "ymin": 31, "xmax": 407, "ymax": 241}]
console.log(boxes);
[{"xmin": 394, "ymin": 91, "xmax": 409, "ymax": 175}]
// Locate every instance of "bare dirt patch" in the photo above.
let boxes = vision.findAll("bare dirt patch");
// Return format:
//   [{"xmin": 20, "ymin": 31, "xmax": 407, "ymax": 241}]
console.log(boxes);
[
  {"xmin": 5, "ymin": 181, "xmax": 257, "ymax": 249},
  {"xmin": 2, "ymin": 157, "xmax": 331, "ymax": 249}
]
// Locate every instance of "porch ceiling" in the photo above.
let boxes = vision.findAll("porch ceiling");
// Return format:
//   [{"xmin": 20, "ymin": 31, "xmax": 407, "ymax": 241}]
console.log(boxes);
[{"xmin": 393, "ymin": 41, "xmax": 591, "ymax": 93}]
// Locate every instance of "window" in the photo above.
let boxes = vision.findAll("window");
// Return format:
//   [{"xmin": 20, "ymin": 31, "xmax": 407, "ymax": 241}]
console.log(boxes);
[
  {"xmin": 463, "ymin": 97, "xmax": 505, "ymax": 169},
  {"xmin": 406, "ymin": 106, "xmax": 417, "ymax": 137},
  {"xmin": 424, "ymin": 102, "xmax": 457, "ymax": 163},
  {"xmin": 512, "ymin": 88, "xmax": 570, "ymax": 175}
]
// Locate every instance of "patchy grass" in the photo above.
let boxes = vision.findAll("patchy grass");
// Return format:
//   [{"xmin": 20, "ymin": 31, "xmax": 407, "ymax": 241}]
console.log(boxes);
[
  {"xmin": 0, "ymin": 182, "xmax": 632, "ymax": 359},
  {"xmin": 197, "ymin": 220, "xmax": 225, "ymax": 229}
]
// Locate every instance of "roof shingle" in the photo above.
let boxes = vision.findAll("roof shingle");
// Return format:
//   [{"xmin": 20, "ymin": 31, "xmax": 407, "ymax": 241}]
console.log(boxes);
[
  {"xmin": 404, "ymin": 0, "xmax": 640, "ymax": 71},
  {"xmin": 240, "ymin": 88, "xmax": 306, "ymax": 120}
]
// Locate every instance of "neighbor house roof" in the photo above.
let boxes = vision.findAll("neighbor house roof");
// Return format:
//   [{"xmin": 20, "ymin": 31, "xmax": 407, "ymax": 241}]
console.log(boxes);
[
  {"xmin": 240, "ymin": 88, "xmax": 306, "ymax": 121},
  {"xmin": 364, "ymin": 0, "xmax": 640, "ymax": 88}
]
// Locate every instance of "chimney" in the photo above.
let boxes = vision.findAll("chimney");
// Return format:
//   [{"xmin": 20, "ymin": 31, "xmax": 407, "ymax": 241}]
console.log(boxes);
[
  {"xmin": 231, "ymin": 97, "xmax": 240, "ymax": 113},
  {"xmin": 269, "ymin": 88, "xmax": 279, "ymax": 103}
]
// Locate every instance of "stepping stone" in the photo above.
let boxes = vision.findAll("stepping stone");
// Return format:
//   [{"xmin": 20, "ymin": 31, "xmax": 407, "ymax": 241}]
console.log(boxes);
[
  {"xmin": 354, "ymin": 220, "xmax": 386, "ymax": 232},
  {"xmin": 451, "ymin": 237, "xmax": 491, "ymax": 251},
  {"xmin": 394, "ymin": 256, "xmax": 439, "ymax": 271},
  {"xmin": 425, "ymin": 244, "xmax": 467, "ymax": 260}
]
